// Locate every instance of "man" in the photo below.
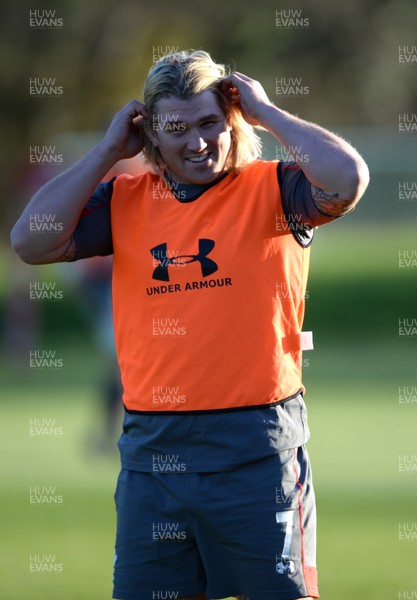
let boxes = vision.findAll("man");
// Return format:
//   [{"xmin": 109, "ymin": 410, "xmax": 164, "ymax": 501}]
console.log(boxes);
[{"xmin": 11, "ymin": 50, "xmax": 369, "ymax": 600}]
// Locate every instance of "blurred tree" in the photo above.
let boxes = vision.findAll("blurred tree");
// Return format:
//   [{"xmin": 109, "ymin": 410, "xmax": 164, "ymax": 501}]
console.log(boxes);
[{"xmin": 2, "ymin": 0, "xmax": 417, "ymax": 235}]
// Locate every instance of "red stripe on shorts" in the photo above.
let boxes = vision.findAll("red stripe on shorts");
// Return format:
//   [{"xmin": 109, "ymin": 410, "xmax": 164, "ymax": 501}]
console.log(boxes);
[{"xmin": 292, "ymin": 448, "xmax": 319, "ymax": 598}]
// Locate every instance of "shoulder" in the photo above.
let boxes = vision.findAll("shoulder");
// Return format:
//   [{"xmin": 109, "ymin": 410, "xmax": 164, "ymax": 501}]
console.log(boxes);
[
  {"xmin": 235, "ymin": 159, "xmax": 279, "ymax": 181},
  {"xmin": 111, "ymin": 171, "xmax": 161, "ymax": 205},
  {"xmin": 241, "ymin": 159, "xmax": 278, "ymax": 173},
  {"xmin": 114, "ymin": 170, "xmax": 159, "ymax": 189}
]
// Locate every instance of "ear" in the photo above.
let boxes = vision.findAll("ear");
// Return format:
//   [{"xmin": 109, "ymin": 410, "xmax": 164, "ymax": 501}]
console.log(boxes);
[{"xmin": 145, "ymin": 122, "xmax": 160, "ymax": 148}]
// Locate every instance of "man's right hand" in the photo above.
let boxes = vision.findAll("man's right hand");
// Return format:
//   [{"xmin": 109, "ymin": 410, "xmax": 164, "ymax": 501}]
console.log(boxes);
[
  {"xmin": 102, "ymin": 99, "xmax": 149, "ymax": 161},
  {"xmin": 11, "ymin": 100, "xmax": 150, "ymax": 264}
]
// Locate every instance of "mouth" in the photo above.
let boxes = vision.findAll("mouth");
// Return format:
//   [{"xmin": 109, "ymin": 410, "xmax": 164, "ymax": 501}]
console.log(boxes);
[{"xmin": 186, "ymin": 152, "xmax": 211, "ymax": 164}]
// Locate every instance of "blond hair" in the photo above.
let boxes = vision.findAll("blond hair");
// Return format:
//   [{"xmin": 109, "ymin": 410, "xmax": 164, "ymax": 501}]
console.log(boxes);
[{"xmin": 141, "ymin": 50, "xmax": 262, "ymax": 176}]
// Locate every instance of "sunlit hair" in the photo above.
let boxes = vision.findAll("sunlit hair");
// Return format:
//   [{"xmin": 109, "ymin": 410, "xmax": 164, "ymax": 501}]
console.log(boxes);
[{"xmin": 141, "ymin": 50, "xmax": 262, "ymax": 177}]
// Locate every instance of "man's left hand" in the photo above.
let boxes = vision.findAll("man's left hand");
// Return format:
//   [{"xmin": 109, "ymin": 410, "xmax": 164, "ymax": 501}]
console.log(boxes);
[{"xmin": 220, "ymin": 71, "xmax": 273, "ymax": 126}]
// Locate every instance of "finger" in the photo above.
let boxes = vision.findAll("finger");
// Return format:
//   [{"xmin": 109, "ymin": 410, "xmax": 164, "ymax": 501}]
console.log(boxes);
[
  {"xmin": 221, "ymin": 71, "xmax": 248, "ymax": 86},
  {"xmin": 231, "ymin": 71, "xmax": 252, "ymax": 82},
  {"xmin": 225, "ymin": 87, "xmax": 240, "ymax": 99},
  {"xmin": 219, "ymin": 80, "xmax": 240, "ymax": 101},
  {"xmin": 132, "ymin": 112, "xmax": 147, "ymax": 125},
  {"xmin": 220, "ymin": 72, "xmax": 252, "ymax": 100},
  {"xmin": 220, "ymin": 74, "xmax": 238, "ymax": 92},
  {"xmin": 125, "ymin": 99, "xmax": 149, "ymax": 119}
]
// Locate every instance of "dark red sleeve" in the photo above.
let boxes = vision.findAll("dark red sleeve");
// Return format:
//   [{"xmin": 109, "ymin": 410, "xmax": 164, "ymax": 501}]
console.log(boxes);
[
  {"xmin": 278, "ymin": 161, "xmax": 341, "ymax": 228},
  {"xmin": 73, "ymin": 178, "xmax": 116, "ymax": 260}
]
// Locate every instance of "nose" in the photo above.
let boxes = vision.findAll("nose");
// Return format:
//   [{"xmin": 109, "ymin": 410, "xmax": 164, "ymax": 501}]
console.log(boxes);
[{"xmin": 186, "ymin": 128, "xmax": 207, "ymax": 152}]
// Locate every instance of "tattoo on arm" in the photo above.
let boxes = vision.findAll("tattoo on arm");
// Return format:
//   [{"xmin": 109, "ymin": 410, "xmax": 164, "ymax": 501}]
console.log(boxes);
[
  {"xmin": 53, "ymin": 235, "xmax": 77, "ymax": 262},
  {"xmin": 310, "ymin": 184, "xmax": 353, "ymax": 217}
]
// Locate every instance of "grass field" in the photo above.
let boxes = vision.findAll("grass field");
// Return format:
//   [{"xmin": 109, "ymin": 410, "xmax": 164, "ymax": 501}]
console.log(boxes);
[{"xmin": 1, "ymin": 224, "xmax": 416, "ymax": 599}]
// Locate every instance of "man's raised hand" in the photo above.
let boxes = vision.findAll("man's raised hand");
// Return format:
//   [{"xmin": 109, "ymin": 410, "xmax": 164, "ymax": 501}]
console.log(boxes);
[
  {"xmin": 102, "ymin": 99, "xmax": 149, "ymax": 161},
  {"xmin": 220, "ymin": 71, "xmax": 273, "ymax": 127}
]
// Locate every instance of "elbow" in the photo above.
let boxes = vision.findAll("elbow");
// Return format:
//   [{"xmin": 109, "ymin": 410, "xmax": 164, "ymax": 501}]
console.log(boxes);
[
  {"xmin": 343, "ymin": 156, "xmax": 370, "ymax": 207},
  {"xmin": 10, "ymin": 223, "xmax": 41, "ymax": 264},
  {"xmin": 314, "ymin": 157, "xmax": 370, "ymax": 219}
]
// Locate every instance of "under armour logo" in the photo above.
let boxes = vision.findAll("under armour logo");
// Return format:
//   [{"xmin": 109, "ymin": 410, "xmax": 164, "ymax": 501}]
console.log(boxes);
[{"xmin": 150, "ymin": 239, "xmax": 218, "ymax": 282}]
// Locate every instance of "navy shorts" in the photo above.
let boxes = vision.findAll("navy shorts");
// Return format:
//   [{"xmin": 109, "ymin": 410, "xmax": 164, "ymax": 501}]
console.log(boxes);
[{"xmin": 113, "ymin": 447, "xmax": 319, "ymax": 600}]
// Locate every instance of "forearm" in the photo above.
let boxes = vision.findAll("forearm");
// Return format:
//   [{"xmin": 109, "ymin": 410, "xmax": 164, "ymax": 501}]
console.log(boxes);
[
  {"xmin": 11, "ymin": 140, "xmax": 118, "ymax": 264},
  {"xmin": 257, "ymin": 103, "xmax": 369, "ymax": 207}
]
